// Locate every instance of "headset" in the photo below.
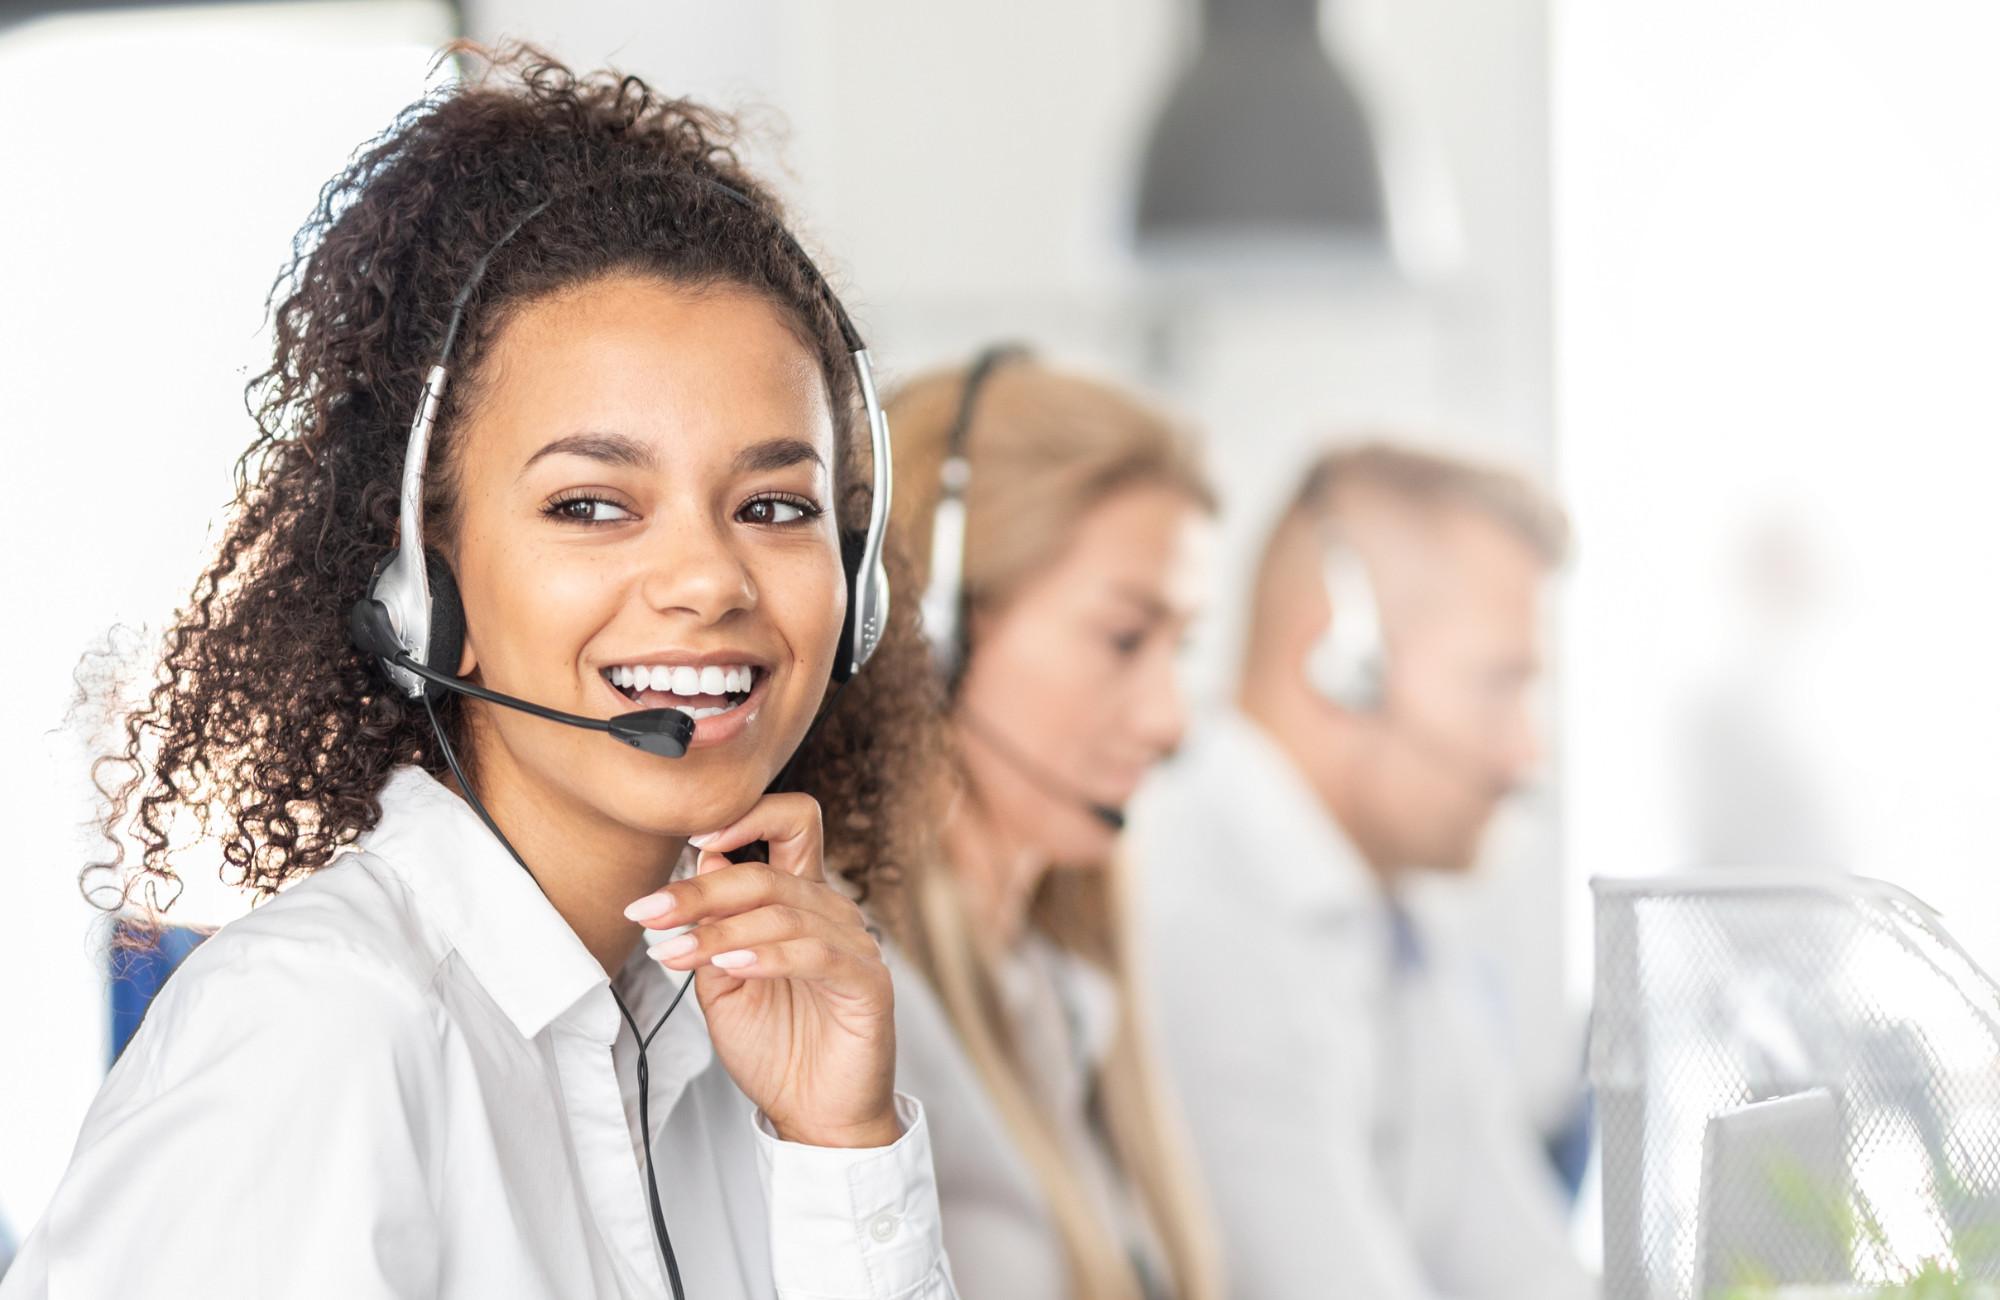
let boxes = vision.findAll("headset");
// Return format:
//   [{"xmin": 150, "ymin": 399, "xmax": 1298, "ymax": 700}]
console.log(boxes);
[
  {"xmin": 915, "ymin": 345, "xmax": 1126, "ymax": 833},
  {"xmin": 1307, "ymin": 526, "xmax": 1389, "ymax": 713},
  {"xmin": 348, "ymin": 177, "xmax": 892, "ymax": 740},
  {"xmin": 346, "ymin": 175, "xmax": 893, "ymax": 1300},
  {"xmin": 916, "ymin": 342, "xmax": 1024, "ymax": 684},
  {"xmin": 1304, "ymin": 521, "xmax": 1518, "ymax": 801}
]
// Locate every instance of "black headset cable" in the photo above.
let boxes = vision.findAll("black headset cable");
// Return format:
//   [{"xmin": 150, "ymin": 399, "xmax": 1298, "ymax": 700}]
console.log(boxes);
[{"xmin": 424, "ymin": 694, "xmax": 693, "ymax": 1300}]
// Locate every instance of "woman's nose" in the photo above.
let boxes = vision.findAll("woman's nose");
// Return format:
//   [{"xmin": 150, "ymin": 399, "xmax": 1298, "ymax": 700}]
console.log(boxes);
[
  {"xmin": 1129, "ymin": 643, "xmax": 1190, "ymax": 760},
  {"xmin": 637, "ymin": 515, "xmax": 756, "ymax": 624}
]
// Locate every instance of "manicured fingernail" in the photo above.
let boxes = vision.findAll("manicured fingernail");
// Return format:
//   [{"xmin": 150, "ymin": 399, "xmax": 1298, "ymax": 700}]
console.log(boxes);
[
  {"xmin": 624, "ymin": 894, "xmax": 675, "ymax": 924},
  {"xmin": 688, "ymin": 831, "xmax": 719, "ymax": 848},
  {"xmin": 649, "ymin": 934, "xmax": 698, "ymax": 962},
  {"xmin": 711, "ymin": 949, "xmax": 756, "ymax": 970}
]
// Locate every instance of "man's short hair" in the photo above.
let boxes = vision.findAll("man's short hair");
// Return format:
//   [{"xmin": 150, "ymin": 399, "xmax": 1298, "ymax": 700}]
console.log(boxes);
[{"xmin": 1290, "ymin": 440, "xmax": 1571, "ymax": 568}]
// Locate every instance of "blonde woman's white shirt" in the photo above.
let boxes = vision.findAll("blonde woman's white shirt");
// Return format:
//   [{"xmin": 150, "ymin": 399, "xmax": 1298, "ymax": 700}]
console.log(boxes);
[
  {"xmin": 885, "ymin": 933, "xmax": 1171, "ymax": 1300},
  {"xmin": 1131, "ymin": 710, "xmax": 1594, "ymax": 1300},
  {"xmin": 3, "ymin": 767, "xmax": 956, "ymax": 1300}
]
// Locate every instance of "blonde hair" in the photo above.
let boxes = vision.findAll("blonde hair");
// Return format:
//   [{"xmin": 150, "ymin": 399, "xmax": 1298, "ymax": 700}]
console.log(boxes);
[{"xmin": 883, "ymin": 358, "xmax": 1224, "ymax": 1300}]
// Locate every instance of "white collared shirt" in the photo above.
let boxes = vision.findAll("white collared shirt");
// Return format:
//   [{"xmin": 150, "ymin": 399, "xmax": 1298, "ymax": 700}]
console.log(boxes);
[
  {"xmin": 1130, "ymin": 710, "xmax": 1593, "ymax": 1300},
  {"xmin": 3, "ymin": 767, "xmax": 957, "ymax": 1300}
]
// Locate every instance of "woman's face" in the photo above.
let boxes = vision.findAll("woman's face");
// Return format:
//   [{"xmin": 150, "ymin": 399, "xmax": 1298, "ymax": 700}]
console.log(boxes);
[
  {"xmin": 952, "ymin": 483, "xmax": 1210, "ymax": 865},
  {"xmin": 446, "ymin": 275, "xmax": 848, "ymax": 839}
]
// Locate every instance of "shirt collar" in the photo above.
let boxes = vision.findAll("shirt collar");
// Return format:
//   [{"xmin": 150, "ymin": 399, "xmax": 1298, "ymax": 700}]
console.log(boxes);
[
  {"xmin": 1177, "ymin": 708, "xmax": 1382, "ymax": 921},
  {"xmin": 357, "ymin": 765, "xmax": 611, "ymax": 1040}
]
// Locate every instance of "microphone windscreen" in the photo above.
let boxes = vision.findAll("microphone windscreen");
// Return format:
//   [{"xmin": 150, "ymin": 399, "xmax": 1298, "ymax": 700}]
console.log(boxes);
[{"xmin": 609, "ymin": 708, "xmax": 696, "ymax": 758}]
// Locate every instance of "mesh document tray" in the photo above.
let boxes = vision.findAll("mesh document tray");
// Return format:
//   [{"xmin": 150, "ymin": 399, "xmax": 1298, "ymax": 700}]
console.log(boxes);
[{"xmin": 1591, "ymin": 874, "xmax": 2000, "ymax": 1299}]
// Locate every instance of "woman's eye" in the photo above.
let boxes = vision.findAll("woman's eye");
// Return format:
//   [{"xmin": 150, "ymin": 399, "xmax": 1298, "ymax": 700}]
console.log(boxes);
[
  {"xmin": 545, "ymin": 495, "xmax": 635, "ymax": 524},
  {"xmin": 739, "ymin": 494, "xmax": 821, "ymax": 526},
  {"xmin": 1109, "ymin": 628, "xmax": 1148, "ymax": 658}
]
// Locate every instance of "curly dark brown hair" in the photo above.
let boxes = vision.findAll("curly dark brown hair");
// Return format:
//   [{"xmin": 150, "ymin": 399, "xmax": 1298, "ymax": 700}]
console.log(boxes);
[{"xmin": 87, "ymin": 45, "xmax": 941, "ymax": 917}]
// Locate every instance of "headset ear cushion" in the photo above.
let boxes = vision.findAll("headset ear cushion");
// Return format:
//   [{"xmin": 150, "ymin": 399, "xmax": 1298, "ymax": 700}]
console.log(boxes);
[{"xmin": 422, "ymin": 551, "xmax": 466, "ymax": 695}]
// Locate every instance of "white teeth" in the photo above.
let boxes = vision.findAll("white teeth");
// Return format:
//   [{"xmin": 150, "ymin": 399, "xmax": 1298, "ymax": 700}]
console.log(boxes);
[
  {"xmin": 686, "ymin": 706, "xmax": 727, "ymax": 720},
  {"xmin": 607, "ymin": 663, "xmax": 757, "ymax": 695}
]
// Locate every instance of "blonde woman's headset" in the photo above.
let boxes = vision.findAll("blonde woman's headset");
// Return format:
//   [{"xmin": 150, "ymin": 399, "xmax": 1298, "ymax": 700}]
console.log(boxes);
[{"xmin": 916, "ymin": 345, "xmax": 1127, "ymax": 832}]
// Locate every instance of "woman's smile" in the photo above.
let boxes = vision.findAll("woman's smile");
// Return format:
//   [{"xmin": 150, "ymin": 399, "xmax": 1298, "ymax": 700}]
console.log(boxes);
[{"xmin": 599, "ymin": 652, "xmax": 774, "ymax": 749}]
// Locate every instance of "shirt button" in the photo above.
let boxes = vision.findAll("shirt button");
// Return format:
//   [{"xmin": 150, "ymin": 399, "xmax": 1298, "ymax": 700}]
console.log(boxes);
[{"xmin": 867, "ymin": 1212, "xmax": 900, "ymax": 1243}]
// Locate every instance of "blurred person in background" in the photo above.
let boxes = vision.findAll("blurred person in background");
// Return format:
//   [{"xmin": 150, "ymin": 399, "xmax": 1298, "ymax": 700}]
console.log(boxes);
[
  {"xmin": 1679, "ymin": 515, "xmax": 1846, "ymax": 872},
  {"xmin": 1133, "ymin": 443, "xmax": 1590, "ymax": 1300},
  {"xmin": 876, "ymin": 352, "xmax": 1225, "ymax": 1300},
  {"xmin": 3, "ymin": 51, "xmax": 958, "ymax": 1300}
]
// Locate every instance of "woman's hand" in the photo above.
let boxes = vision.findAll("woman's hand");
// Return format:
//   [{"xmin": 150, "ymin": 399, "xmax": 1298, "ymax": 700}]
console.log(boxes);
[{"xmin": 622, "ymin": 793, "xmax": 900, "ymax": 1149}]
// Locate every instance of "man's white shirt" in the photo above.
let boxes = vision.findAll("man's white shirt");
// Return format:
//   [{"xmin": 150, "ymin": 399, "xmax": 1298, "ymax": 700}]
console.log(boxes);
[
  {"xmin": 4, "ymin": 766, "xmax": 957, "ymax": 1300},
  {"xmin": 1131, "ymin": 710, "xmax": 1593, "ymax": 1300}
]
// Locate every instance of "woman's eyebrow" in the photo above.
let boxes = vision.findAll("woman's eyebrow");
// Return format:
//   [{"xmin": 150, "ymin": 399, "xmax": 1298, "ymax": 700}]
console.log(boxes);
[
  {"xmin": 1104, "ymin": 582, "xmax": 1174, "ymax": 622},
  {"xmin": 733, "ymin": 437, "xmax": 825, "ymax": 474},
  {"xmin": 520, "ymin": 431, "xmax": 658, "ymax": 476}
]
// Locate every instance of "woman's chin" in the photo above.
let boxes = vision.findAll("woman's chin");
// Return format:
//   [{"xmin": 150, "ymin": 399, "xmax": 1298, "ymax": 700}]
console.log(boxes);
[
  {"xmin": 1032, "ymin": 809, "xmax": 1123, "ymax": 868},
  {"xmin": 589, "ymin": 776, "xmax": 772, "ymax": 844}
]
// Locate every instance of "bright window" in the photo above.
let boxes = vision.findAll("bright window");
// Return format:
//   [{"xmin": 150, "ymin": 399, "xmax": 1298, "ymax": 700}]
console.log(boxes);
[
  {"xmin": 0, "ymin": 0, "xmax": 453, "ymax": 1233},
  {"xmin": 1555, "ymin": 0, "xmax": 2000, "ymax": 999}
]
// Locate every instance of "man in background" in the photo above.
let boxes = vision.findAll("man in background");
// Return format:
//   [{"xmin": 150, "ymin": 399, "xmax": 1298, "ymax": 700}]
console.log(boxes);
[{"xmin": 1134, "ymin": 443, "xmax": 1592, "ymax": 1300}]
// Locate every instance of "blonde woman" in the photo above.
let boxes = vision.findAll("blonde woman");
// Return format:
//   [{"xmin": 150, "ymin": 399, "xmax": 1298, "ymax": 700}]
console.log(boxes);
[{"xmin": 876, "ymin": 350, "xmax": 1225, "ymax": 1300}]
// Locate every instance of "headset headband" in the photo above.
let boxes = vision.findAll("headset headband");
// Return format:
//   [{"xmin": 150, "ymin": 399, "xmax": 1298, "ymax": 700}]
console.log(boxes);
[{"xmin": 918, "ymin": 344, "xmax": 1028, "ymax": 683}]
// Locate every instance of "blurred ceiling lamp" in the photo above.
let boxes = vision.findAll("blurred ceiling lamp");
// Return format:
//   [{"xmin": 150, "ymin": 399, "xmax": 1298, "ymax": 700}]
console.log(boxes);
[{"xmin": 1134, "ymin": 0, "xmax": 1399, "ymax": 276}]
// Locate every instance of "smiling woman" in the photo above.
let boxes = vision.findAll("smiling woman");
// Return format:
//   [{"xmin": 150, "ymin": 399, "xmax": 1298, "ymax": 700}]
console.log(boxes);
[{"xmin": 3, "ymin": 44, "xmax": 955, "ymax": 1300}]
